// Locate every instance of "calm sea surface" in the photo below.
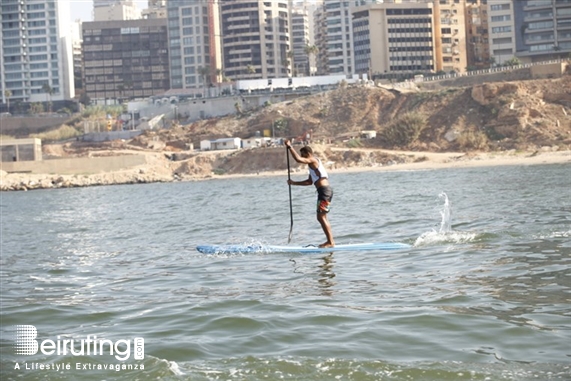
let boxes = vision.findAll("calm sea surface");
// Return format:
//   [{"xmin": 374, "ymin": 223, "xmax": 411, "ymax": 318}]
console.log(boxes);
[{"xmin": 1, "ymin": 164, "xmax": 570, "ymax": 380}]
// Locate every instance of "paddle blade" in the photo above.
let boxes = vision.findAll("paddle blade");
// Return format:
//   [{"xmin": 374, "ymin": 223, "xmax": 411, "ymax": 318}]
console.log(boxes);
[{"xmin": 288, "ymin": 226, "xmax": 293, "ymax": 243}]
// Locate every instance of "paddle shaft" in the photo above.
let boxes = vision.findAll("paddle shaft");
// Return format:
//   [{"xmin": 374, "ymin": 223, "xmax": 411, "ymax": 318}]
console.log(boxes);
[{"xmin": 286, "ymin": 146, "xmax": 293, "ymax": 243}]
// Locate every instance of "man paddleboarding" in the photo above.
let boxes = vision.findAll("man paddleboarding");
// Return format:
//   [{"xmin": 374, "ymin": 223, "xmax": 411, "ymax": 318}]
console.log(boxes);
[{"xmin": 285, "ymin": 140, "xmax": 335, "ymax": 248}]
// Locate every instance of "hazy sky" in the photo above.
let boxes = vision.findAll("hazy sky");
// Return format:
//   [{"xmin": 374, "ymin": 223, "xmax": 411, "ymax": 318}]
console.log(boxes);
[{"xmin": 70, "ymin": 0, "xmax": 148, "ymax": 22}]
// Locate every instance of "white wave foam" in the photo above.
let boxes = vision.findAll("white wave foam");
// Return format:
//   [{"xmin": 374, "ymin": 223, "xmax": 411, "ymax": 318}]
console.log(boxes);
[
  {"xmin": 414, "ymin": 230, "xmax": 477, "ymax": 247},
  {"xmin": 533, "ymin": 230, "xmax": 571, "ymax": 239},
  {"xmin": 166, "ymin": 360, "xmax": 184, "ymax": 376}
]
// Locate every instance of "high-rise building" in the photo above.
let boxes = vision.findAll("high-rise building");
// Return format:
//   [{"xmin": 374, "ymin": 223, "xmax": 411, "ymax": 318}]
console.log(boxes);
[
  {"xmin": 291, "ymin": 8, "xmax": 311, "ymax": 77},
  {"xmin": 352, "ymin": 1, "xmax": 436, "ymax": 78},
  {"xmin": 71, "ymin": 20, "xmax": 83, "ymax": 92},
  {"xmin": 220, "ymin": 0, "xmax": 291, "ymax": 80},
  {"xmin": 93, "ymin": 0, "xmax": 142, "ymax": 22},
  {"xmin": 435, "ymin": 0, "xmax": 468, "ymax": 73},
  {"xmin": 313, "ymin": 5, "xmax": 328, "ymax": 75},
  {"xmin": 320, "ymin": 0, "xmax": 355, "ymax": 75},
  {"xmin": 465, "ymin": 0, "xmax": 491, "ymax": 69},
  {"xmin": 167, "ymin": 0, "xmax": 223, "ymax": 90},
  {"xmin": 143, "ymin": 0, "xmax": 167, "ymax": 19},
  {"xmin": 82, "ymin": 18, "xmax": 170, "ymax": 102},
  {"xmin": 513, "ymin": 0, "xmax": 571, "ymax": 63},
  {"xmin": 487, "ymin": 1, "xmax": 515, "ymax": 66},
  {"xmin": 352, "ymin": 0, "xmax": 469, "ymax": 78},
  {"xmin": 1, "ymin": 0, "xmax": 75, "ymax": 106}
]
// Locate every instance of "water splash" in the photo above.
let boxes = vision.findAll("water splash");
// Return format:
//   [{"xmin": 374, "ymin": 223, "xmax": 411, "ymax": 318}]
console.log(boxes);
[
  {"xmin": 439, "ymin": 192, "xmax": 452, "ymax": 233},
  {"xmin": 414, "ymin": 192, "xmax": 476, "ymax": 247}
]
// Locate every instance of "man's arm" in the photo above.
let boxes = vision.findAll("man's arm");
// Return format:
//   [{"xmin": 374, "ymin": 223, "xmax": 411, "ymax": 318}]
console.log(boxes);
[
  {"xmin": 285, "ymin": 140, "xmax": 314, "ymax": 165},
  {"xmin": 289, "ymin": 175, "xmax": 312, "ymax": 186}
]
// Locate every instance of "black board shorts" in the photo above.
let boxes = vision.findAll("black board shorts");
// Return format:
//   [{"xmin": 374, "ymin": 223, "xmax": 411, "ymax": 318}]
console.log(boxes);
[{"xmin": 316, "ymin": 186, "xmax": 333, "ymax": 214}]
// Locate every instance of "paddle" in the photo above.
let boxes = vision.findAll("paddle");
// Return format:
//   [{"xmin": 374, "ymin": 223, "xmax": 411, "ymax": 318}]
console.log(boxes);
[{"xmin": 286, "ymin": 145, "xmax": 294, "ymax": 243}]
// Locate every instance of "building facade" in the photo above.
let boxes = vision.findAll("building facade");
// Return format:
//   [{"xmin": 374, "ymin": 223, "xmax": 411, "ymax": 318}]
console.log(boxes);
[
  {"xmin": 93, "ymin": 0, "xmax": 142, "ymax": 22},
  {"xmin": 436, "ymin": 0, "xmax": 468, "ymax": 74},
  {"xmin": 82, "ymin": 18, "xmax": 170, "ymax": 103},
  {"xmin": 465, "ymin": 0, "xmax": 491, "ymax": 69},
  {"xmin": 220, "ymin": 0, "xmax": 291, "ymax": 80},
  {"xmin": 352, "ymin": 2, "xmax": 436, "ymax": 78},
  {"xmin": 166, "ymin": 0, "xmax": 223, "ymax": 90},
  {"xmin": 291, "ymin": 8, "xmax": 311, "ymax": 76},
  {"xmin": 513, "ymin": 0, "xmax": 571, "ymax": 63},
  {"xmin": 1, "ymin": 0, "xmax": 74, "ymax": 106},
  {"xmin": 487, "ymin": 0, "xmax": 516, "ymax": 65},
  {"xmin": 352, "ymin": 0, "xmax": 470, "ymax": 79},
  {"xmin": 320, "ymin": 0, "xmax": 355, "ymax": 75}
]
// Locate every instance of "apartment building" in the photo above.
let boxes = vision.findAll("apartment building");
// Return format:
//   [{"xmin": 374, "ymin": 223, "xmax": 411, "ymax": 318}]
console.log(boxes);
[
  {"xmin": 320, "ymin": 0, "xmax": 355, "ymax": 75},
  {"xmin": 352, "ymin": 1, "xmax": 436, "ymax": 78},
  {"xmin": 352, "ymin": 0, "xmax": 468, "ymax": 78},
  {"xmin": 465, "ymin": 0, "xmax": 491, "ymax": 69},
  {"xmin": 291, "ymin": 8, "xmax": 311, "ymax": 77},
  {"xmin": 94, "ymin": 0, "xmax": 142, "ymax": 22},
  {"xmin": 82, "ymin": 18, "xmax": 170, "ymax": 102},
  {"xmin": 167, "ymin": 0, "xmax": 223, "ymax": 90},
  {"xmin": 1, "ymin": 0, "xmax": 75, "ymax": 106},
  {"xmin": 437, "ymin": 0, "xmax": 468, "ymax": 73},
  {"xmin": 143, "ymin": 0, "xmax": 167, "ymax": 19},
  {"xmin": 313, "ymin": 5, "xmax": 328, "ymax": 75},
  {"xmin": 513, "ymin": 0, "xmax": 571, "ymax": 63},
  {"xmin": 220, "ymin": 0, "xmax": 291, "ymax": 80},
  {"xmin": 487, "ymin": 1, "xmax": 515, "ymax": 65}
]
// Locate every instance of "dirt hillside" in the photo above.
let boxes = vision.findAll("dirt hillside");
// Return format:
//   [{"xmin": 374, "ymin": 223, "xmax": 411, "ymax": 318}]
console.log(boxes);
[{"xmin": 120, "ymin": 71, "xmax": 571, "ymax": 177}]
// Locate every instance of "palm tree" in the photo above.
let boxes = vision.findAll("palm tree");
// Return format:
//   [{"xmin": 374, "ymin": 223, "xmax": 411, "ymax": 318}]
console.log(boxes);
[
  {"xmin": 304, "ymin": 45, "xmax": 318, "ymax": 76},
  {"xmin": 117, "ymin": 84, "xmax": 125, "ymax": 103},
  {"xmin": 4, "ymin": 90, "xmax": 12, "ymax": 113},
  {"xmin": 198, "ymin": 66, "xmax": 211, "ymax": 96},
  {"xmin": 246, "ymin": 64, "xmax": 256, "ymax": 77},
  {"xmin": 287, "ymin": 50, "xmax": 295, "ymax": 76},
  {"xmin": 42, "ymin": 83, "xmax": 53, "ymax": 113}
]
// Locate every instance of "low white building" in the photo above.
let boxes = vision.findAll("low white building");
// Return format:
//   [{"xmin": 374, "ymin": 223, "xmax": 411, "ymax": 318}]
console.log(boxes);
[
  {"xmin": 200, "ymin": 140, "xmax": 212, "ymax": 150},
  {"xmin": 242, "ymin": 137, "xmax": 271, "ymax": 149},
  {"xmin": 200, "ymin": 137, "xmax": 242, "ymax": 151}
]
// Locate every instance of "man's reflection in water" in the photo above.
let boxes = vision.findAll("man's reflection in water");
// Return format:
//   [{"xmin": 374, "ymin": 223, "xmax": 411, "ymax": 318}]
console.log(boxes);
[
  {"xmin": 317, "ymin": 253, "xmax": 336, "ymax": 296},
  {"xmin": 289, "ymin": 253, "xmax": 336, "ymax": 296}
]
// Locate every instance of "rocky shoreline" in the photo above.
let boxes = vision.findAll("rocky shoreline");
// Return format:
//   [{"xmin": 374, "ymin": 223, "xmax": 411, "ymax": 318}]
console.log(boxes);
[{"xmin": 2, "ymin": 147, "xmax": 569, "ymax": 192}]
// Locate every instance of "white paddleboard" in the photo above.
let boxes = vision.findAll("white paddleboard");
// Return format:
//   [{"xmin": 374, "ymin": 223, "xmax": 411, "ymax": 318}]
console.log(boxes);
[{"xmin": 196, "ymin": 242, "xmax": 411, "ymax": 254}]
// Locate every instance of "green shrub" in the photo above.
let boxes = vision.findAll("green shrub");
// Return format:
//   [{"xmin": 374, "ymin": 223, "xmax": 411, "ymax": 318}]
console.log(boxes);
[
  {"xmin": 30, "ymin": 125, "xmax": 81, "ymax": 141},
  {"xmin": 346, "ymin": 138, "xmax": 362, "ymax": 148},
  {"xmin": 457, "ymin": 130, "xmax": 489, "ymax": 150},
  {"xmin": 380, "ymin": 113, "xmax": 426, "ymax": 147}
]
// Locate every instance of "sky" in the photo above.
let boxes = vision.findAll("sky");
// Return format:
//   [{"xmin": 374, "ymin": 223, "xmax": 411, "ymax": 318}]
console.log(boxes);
[{"xmin": 70, "ymin": 0, "xmax": 148, "ymax": 22}]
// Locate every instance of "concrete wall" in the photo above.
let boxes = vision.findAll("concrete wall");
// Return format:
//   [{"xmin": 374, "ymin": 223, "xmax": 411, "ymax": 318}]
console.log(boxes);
[
  {"xmin": 81, "ymin": 130, "xmax": 143, "ymax": 142},
  {"xmin": 530, "ymin": 62, "xmax": 568, "ymax": 79},
  {"xmin": 0, "ymin": 138, "xmax": 42, "ymax": 162},
  {"xmin": 0, "ymin": 115, "xmax": 74, "ymax": 136},
  {"xmin": 0, "ymin": 154, "xmax": 147, "ymax": 175}
]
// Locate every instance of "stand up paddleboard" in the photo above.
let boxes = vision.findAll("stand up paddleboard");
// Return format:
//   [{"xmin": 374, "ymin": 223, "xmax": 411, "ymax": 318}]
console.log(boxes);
[{"xmin": 196, "ymin": 242, "xmax": 411, "ymax": 254}]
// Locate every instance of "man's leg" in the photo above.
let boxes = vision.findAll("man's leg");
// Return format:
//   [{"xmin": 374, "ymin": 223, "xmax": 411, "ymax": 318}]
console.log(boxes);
[{"xmin": 317, "ymin": 212, "xmax": 334, "ymax": 248}]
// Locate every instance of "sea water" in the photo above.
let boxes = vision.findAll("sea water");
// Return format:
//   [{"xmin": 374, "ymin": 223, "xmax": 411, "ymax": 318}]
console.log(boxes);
[{"xmin": 1, "ymin": 164, "xmax": 570, "ymax": 380}]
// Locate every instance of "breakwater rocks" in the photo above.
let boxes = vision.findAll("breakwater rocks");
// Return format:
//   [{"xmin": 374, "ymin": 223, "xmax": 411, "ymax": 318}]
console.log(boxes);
[{"xmin": 0, "ymin": 169, "xmax": 175, "ymax": 191}]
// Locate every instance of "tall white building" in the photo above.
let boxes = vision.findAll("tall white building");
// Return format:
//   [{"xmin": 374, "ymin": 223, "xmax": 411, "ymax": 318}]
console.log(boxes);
[
  {"xmin": 220, "ymin": 0, "xmax": 292, "ymax": 80},
  {"xmin": 1, "ymin": 0, "xmax": 75, "ymax": 106},
  {"xmin": 291, "ymin": 8, "xmax": 311, "ymax": 76},
  {"xmin": 167, "ymin": 0, "xmax": 223, "ymax": 90},
  {"xmin": 487, "ymin": 1, "xmax": 516, "ymax": 66},
  {"xmin": 321, "ymin": 0, "xmax": 355, "ymax": 75}
]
